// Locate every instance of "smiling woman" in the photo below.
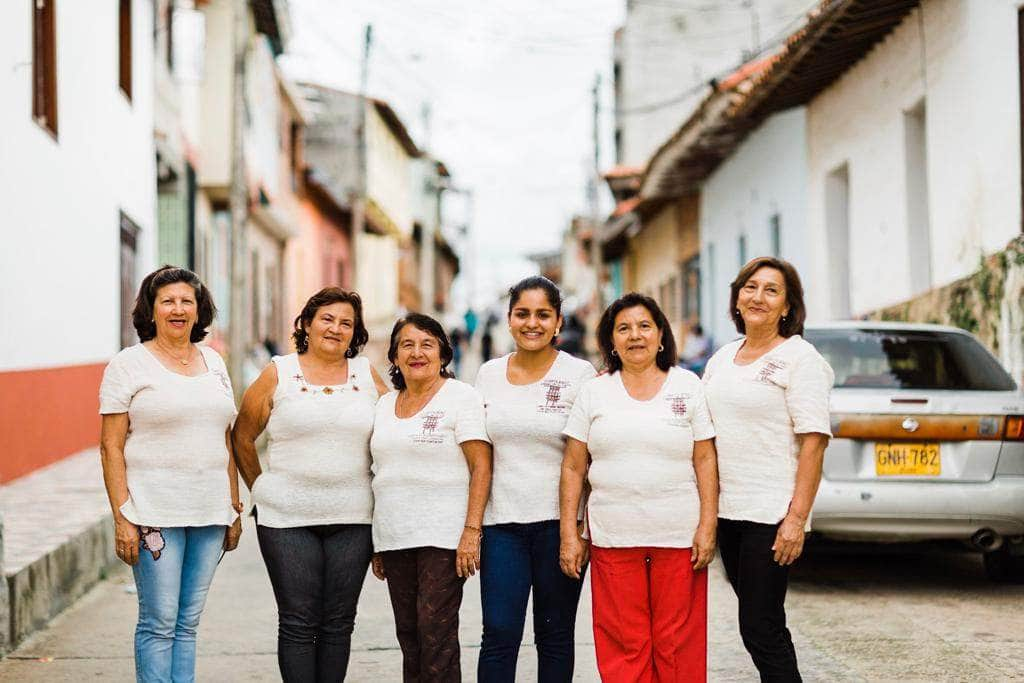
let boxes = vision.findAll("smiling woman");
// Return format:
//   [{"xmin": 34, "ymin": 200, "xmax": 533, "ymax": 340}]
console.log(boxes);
[
  {"xmin": 231, "ymin": 286, "xmax": 389, "ymax": 682},
  {"xmin": 97, "ymin": 265, "xmax": 241, "ymax": 682}
]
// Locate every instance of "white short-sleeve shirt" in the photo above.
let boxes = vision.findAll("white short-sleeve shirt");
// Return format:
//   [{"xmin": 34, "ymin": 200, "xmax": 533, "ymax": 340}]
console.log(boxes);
[
  {"xmin": 562, "ymin": 366, "xmax": 716, "ymax": 548},
  {"xmin": 703, "ymin": 335, "xmax": 834, "ymax": 525},
  {"xmin": 253, "ymin": 353, "xmax": 379, "ymax": 528},
  {"xmin": 475, "ymin": 351, "xmax": 596, "ymax": 525},
  {"xmin": 99, "ymin": 344, "xmax": 237, "ymax": 528},
  {"xmin": 370, "ymin": 379, "xmax": 490, "ymax": 552}
]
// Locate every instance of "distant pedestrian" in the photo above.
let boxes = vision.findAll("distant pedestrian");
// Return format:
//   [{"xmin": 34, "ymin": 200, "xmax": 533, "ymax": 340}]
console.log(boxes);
[
  {"xmin": 679, "ymin": 323, "xmax": 713, "ymax": 375},
  {"xmin": 560, "ymin": 292, "xmax": 719, "ymax": 682},
  {"xmin": 703, "ymin": 257, "xmax": 833, "ymax": 682},
  {"xmin": 475, "ymin": 276, "xmax": 596, "ymax": 682},
  {"xmin": 232, "ymin": 288, "xmax": 389, "ymax": 682},
  {"xmin": 370, "ymin": 314, "xmax": 493, "ymax": 682},
  {"xmin": 450, "ymin": 327, "xmax": 465, "ymax": 377},
  {"xmin": 99, "ymin": 265, "xmax": 242, "ymax": 683},
  {"xmin": 480, "ymin": 312, "xmax": 497, "ymax": 364}
]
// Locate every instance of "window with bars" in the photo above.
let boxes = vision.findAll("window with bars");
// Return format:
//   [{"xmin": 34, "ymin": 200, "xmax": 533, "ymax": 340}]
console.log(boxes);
[{"xmin": 32, "ymin": 0, "xmax": 58, "ymax": 136}]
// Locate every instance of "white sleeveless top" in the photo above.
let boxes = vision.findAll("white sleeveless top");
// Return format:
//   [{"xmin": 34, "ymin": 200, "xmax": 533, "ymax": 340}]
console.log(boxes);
[{"xmin": 252, "ymin": 353, "xmax": 379, "ymax": 528}]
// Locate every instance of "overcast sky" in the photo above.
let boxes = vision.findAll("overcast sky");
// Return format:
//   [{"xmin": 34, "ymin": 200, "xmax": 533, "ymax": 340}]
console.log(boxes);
[{"xmin": 281, "ymin": 0, "xmax": 625, "ymax": 311}]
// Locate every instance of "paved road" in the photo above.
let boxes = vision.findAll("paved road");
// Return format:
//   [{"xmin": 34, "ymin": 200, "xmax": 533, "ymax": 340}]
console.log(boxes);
[{"xmin": 2, "ymin": 518, "xmax": 1022, "ymax": 682}]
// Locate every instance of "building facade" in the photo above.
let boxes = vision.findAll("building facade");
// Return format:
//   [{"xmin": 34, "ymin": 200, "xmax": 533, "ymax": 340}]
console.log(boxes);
[{"xmin": 0, "ymin": 0, "xmax": 156, "ymax": 481}]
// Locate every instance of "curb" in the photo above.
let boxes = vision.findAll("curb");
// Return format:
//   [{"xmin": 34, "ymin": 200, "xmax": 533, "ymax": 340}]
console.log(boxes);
[{"xmin": 3, "ymin": 515, "xmax": 117, "ymax": 655}]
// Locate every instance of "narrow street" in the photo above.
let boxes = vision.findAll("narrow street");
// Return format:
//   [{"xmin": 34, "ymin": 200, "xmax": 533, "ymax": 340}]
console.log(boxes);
[{"xmin": 1, "ymin": 517, "xmax": 1021, "ymax": 682}]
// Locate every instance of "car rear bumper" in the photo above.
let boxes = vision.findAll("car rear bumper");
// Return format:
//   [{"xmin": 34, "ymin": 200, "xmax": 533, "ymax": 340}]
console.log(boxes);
[{"xmin": 812, "ymin": 476, "xmax": 1024, "ymax": 541}]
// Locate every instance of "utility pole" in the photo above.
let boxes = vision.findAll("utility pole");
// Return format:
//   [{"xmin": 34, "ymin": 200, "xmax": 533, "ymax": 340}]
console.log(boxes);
[
  {"xmin": 351, "ymin": 23, "xmax": 373, "ymax": 299},
  {"xmin": 227, "ymin": 0, "xmax": 248, "ymax": 397},
  {"xmin": 419, "ymin": 104, "xmax": 438, "ymax": 315},
  {"xmin": 588, "ymin": 74, "xmax": 603, "ymax": 313}
]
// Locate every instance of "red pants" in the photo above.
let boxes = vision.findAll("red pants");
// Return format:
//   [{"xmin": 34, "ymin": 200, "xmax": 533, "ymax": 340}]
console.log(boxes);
[{"xmin": 590, "ymin": 546, "xmax": 708, "ymax": 683}]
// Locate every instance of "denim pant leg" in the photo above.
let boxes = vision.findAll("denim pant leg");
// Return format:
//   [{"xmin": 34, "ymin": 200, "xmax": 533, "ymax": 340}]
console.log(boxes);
[
  {"xmin": 318, "ymin": 524, "xmax": 373, "ymax": 682},
  {"xmin": 257, "ymin": 524, "xmax": 325, "ymax": 683},
  {"xmin": 170, "ymin": 526, "xmax": 227, "ymax": 683},
  {"xmin": 529, "ymin": 520, "xmax": 585, "ymax": 683},
  {"xmin": 134, "ymin": 527, "xmax": 186, "ymax": 683},
  {"xmin": 478, "ymin": 524, "xmax": 532, "ymax": 683}
]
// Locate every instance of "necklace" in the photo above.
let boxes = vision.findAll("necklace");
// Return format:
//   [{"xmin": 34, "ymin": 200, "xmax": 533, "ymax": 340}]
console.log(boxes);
[{"xmin": 155, "ymin": 339, "xmax": 194, "ymax": 366}]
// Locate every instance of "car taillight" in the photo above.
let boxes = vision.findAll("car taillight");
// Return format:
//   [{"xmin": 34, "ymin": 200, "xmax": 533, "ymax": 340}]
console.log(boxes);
[{"xmin": 1004, "ymin": 415, "xmax": 1024, "ymax": 440}]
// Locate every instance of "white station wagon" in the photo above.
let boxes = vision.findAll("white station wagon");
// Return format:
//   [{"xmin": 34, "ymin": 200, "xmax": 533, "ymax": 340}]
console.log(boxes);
[{"xmin": 803, "ymin": 322, "xmax": 1024, "ymax": 581}]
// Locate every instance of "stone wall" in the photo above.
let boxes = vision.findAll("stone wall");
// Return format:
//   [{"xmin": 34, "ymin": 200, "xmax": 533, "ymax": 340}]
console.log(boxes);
[{"xmin": 867, "ymin": 236, "xmax": 1024, "ymax": 384}]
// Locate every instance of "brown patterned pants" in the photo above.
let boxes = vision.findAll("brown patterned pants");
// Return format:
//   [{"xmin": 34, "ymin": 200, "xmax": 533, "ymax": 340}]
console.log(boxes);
[{"xmin": 382, "ymin": 547, "xmax": 466, "ymax": 682}]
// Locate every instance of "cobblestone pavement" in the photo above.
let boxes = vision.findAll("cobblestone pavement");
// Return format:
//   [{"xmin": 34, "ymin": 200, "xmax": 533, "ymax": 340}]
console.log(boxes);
[{"xmin": 2, "ymin": 515, "xmax": 1022, "ymax": 682}]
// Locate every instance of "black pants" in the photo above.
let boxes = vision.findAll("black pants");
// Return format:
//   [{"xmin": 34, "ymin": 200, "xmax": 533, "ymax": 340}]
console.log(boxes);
[
  {"xmin": 718, "ymin": 518, "xmax": 802, "ymax": 683},
  {"xmin": 257, "ymin": 523, "xmax": 373, "ymax": 683}
]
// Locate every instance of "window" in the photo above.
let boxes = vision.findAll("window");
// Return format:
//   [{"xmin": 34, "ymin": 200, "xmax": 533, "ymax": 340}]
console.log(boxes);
[
  {"xmin": 119, "ymin": 0, "xmax": 132, "ymax": 99},
  {"xmin": 825, "ymin": 163, "xmax": 852, "ymax": 318},
  {"xmin": 119, "ymin": 212, "xmax": 140, "ymax": 349},
  {"xmin": 165, "ymin": 0, "xmax": 174, "ymax": 71},
  {"xmin": 769, "ymin": 214, "xmax": 781, "ymax": 258},
  {"xmin": 904, "ymin": 100, "xmax": 931, "ymax": 293},
  {"xmin": 738, "ymin": 234, "xmax": 747, "ymax": 268},
  {"xmin": 682, "ymin": 255, "xmax": 700, "ymax": 320},
  {"xmin": 32, "ymin": 0, "xmax": 57, "ymax": 136}
]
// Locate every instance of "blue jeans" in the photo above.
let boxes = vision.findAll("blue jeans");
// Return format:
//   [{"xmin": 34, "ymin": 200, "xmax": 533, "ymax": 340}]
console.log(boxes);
[
  {"xmin": 478, "ymin": 520, "xmax": 586, "ymax": 683},
  {"xmin": 132, "ymin": 525, "xmax": 225, "ymax": 683}
]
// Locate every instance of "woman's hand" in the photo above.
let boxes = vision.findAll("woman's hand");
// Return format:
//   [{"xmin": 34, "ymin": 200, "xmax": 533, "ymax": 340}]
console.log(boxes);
[
  {"xmin": 691, "ymin": 520, "xmax": 717, "ymax": 570},
  {"xmin": 223, "ymin": 517, "xmax": 242, "ymax": 552},
  {"xmin": 456, "ymin": 527, "xmax": 482, "ymax": 577},
  {"xmin": 559, "ymin": 531, "xmax": 589, "ymax": 579},
  {"xmin": 772, "ymin": 513, "xmax": 806, "ymax": 565},
  {"xmin": 114, "ymin": 516, "xmax": 140, "ymax": 566},
  {"xmin": 371, "ymin": 553, "xmax": 386, "ymax": 581}
]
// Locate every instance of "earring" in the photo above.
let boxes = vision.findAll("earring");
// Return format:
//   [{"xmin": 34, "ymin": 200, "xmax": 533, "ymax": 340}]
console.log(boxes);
[
  {"xmin": 611, "ymin": 349, "xmax": 618, "ymax": 356},
  {"xmin": 659, "ymin": 344, "xmax": 664, "ymax": 352},
  {"xmin": 735, "ymin": 309, "xmax": 740, "ymax": 316},
  {"xmin": 782, "ymin": 315, "xmax": 788, "ymax": 322}
]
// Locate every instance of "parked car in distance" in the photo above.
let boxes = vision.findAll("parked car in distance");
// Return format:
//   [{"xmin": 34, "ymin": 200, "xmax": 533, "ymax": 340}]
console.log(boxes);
[{"xmin": 804, "ymin": 322, "xmax": 1024, "ymax": 582}]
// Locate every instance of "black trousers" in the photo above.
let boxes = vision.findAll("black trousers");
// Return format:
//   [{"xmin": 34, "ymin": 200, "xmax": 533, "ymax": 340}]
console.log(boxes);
[
  {"xmin": 718, "ymin": 518, "xmax": 802, "ymax": 683},
  {"xmin": 257, "ymin": 523, "xmax": 373, "ymax": 683}
]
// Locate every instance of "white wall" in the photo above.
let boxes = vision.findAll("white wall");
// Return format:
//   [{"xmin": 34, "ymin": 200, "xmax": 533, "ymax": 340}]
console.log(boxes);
[
  {"xmin": 0, "ymin": 0, "xmax": 156, "ymax": 371},
  {"xmin": 806, "ymin": 0, "xmax": 1022, "ymax": 315},
  {"xmin": 367, "ymin": 106, "xmax": 413, "ymax": 237},
  {"xmin": 699, "ymin": 108, "xmax": 809, "ymax": 346}
]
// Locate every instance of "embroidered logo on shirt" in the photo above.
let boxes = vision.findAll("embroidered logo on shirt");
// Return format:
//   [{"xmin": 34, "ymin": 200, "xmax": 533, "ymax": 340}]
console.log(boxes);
[
  {"xmin": 412, "ymin": 410, "xmax": 446, "ymax": 444},
  {"xmin": 537, "ymin": 379, "xmax": 572, "ymax": 414},
  {"xmin": 663, "ymin": 393, "xmax": 691, "ymax": 427},
  {"xmin": 756, "ymin": 358, "xmax": 787, "ymax": 384}
]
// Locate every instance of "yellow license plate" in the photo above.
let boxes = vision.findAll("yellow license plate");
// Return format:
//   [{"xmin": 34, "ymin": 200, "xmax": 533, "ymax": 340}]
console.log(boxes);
[{"xmin": 875, "ymin": 442, "xmax": 941, "ymax": 476}]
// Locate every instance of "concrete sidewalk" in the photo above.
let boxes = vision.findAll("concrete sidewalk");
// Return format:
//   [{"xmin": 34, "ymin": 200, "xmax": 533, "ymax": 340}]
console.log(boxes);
[{"xmin": 0, "ymin": 513, "xmax": 854, "ymax": 682}]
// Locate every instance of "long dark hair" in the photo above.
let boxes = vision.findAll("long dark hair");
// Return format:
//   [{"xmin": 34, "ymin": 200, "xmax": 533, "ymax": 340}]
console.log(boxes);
[
  {"xmin": 387, "ymin": 313, "xmax": 456, "ymax": 390},
  {"xmin": 596, "ymin": 292, "xmax": 677, "ymax": 373},
  {"xmin": 132, "ymin": 266, "xmax": 216, "ymax": 343}
]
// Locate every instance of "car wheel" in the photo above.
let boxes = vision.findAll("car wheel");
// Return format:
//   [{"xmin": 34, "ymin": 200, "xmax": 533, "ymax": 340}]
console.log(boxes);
[{"xmin": 983, "ymin": 546, "xmax": 1024, "ymax": 583}]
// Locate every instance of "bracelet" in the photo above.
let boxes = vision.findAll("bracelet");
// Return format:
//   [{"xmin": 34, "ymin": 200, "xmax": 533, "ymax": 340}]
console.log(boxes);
[{"xmin": 464, "ymin": 524, "xmax": 482, "ymax": 533}]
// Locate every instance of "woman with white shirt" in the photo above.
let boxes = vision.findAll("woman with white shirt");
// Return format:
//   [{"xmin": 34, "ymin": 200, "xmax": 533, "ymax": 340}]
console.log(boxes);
[
  {"xmin": 99, "ymin": 266, "xmax": 241, "ymax": 683},
  {"xmin": 560, "ymin": 292, "xmax": 719, "ymax": 683},
  {"xmin": 370, "ymin": 313, "xmax": 493, "ymax": 682},
  {"xmin": 702, "ymin": 257, "xmax": 833, "ymax": 683},
  {"xmin": 475, "ymin": 277, "xmax": 596, "ymax": 682},
  {"xmin": 232, "ymin": 288, "xmax": 389, "ymax": 682}
]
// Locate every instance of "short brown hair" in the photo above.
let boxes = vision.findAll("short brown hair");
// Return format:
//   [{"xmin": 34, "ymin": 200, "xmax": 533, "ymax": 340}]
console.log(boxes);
[
  {"xmin": 132, "ymin": 266, "xmax": 216, "ymax": 343},
  {"xmin": 596, "ymin": 292, "xmax": 677, "ymax": 373},
  {"xmin": 728, "ymin": 257, "xmax": 806, "ymax": 337},
  {"xmin": 292, "ymin": 288, "xmax": 368, "ymax": 357}
]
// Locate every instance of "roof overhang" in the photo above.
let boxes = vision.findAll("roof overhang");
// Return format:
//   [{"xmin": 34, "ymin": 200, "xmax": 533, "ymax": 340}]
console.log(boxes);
[{"xmin": 641, "ymin": 0, "xmax": 920, "ymax": 202}]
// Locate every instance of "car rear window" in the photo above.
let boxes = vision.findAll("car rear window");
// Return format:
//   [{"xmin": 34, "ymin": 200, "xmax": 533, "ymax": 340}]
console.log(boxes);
[{"xmin": 804, "ymin": 329, "xmax": 1016, "ymax": 391}]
